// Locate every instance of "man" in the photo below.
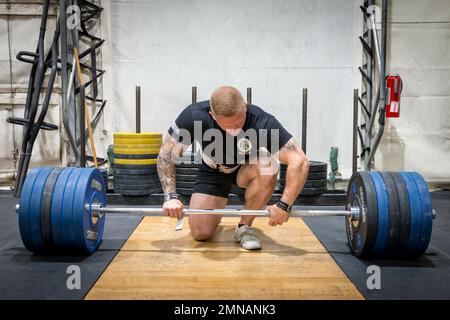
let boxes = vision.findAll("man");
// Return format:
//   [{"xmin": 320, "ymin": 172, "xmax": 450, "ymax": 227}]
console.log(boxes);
[{"xmin": 157, "ymin": 86, "xmax": 309, "ymax": 250}]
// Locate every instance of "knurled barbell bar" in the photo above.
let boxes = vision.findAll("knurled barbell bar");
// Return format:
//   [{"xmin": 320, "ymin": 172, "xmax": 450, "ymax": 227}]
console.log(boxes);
[
  {"xmin": 87, "ymin": 205, "xmax": 360, "ymax": 219},
  {"xmin": 16, "ymin": 167, "xmax": 435, "ymax": 258}
]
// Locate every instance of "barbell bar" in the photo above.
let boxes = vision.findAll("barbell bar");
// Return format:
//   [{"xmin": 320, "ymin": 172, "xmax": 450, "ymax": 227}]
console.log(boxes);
[
  {"xmin": 16, "ymin": 167, "xmax": 435, "ymax": 259},
  {"xmin": 87, "ymin": 204, "xmax": 361, "ymax": 220},
  {"xmin": 86, "ymin": 205, "xmax": 434, "ymax": 219}
]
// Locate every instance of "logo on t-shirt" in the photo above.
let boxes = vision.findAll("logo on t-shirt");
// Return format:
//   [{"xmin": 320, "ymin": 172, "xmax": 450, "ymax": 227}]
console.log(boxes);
[{"xmin": 237, "ymin": 137, "xmax": 252, "ymax": 155}]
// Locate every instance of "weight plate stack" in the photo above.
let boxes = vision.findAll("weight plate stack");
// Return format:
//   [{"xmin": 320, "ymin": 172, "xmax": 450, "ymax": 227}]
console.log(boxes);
[
  {"xmin": 113, "ymin": 132, "xmax": 163, "ymax": 196},
  {"xmin": 18, "ymin": 167, "xmax": 106, "ymax": 254},
  {"xmin": 17, "ymin": 167, "xmax": 434, "ymax": 258},
  {"xmin": 345, "ymin": 171, "xmax": 378, "ymax": 258},
  {"xmin": 279, "ymin": 161, "xmax": 328, "ymax": 196},
  {"xmin": 99, "ymin": 168, "xmax": 109, "ymax": 191},
  {"xmin": 175, "ymin": 152, "xmax": 201, "ymax": 195}
]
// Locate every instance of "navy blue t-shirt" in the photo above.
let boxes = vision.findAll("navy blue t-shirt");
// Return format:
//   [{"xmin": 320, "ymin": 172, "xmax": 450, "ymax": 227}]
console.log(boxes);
[{"xmin": 168, "ymin": 101, "xmax": 292, "ymax": 173}]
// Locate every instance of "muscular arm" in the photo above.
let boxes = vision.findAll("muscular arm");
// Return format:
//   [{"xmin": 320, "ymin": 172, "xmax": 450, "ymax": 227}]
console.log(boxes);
[
  {"xmin": 274, "ymin": 137, "xmax": 309, "ymax": 205},
  {"xmin": 157, "ymin": 134, "xmax": 189, "ymax": 193}
]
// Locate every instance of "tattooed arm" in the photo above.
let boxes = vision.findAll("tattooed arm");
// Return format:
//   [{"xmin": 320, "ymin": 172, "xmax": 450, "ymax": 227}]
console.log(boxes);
[
  {"xmin": 274, "ymin": 137, "xmax": 309, "ymax": 207},
  {"xmin": 157, "ymin": 134, "xmax": 190, "ymax": 218},
  {"xmin": 157, "ymin": 134, "xmax": 187, "ymax": 193}
]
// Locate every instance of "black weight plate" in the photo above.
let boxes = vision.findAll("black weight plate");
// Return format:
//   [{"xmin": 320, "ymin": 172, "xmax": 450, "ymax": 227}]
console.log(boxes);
[
  {"xmin": 176, "ymin": 167, "xmax": 198, "ymax": 175},
  {"xmin": 279, "ymin": 179, "xmax": 327, "ymax": 188},
  {"xmin": 379, "ymin": 172, "xmax": 401, "ymax": 256},
  {"xmin": 278, "ymin": 185, "xmax": 327, "ymax": 196},
  {"xmin": 99, "ymin": 168, "xmax": 108, "ymax": 188},
  {"xmin": 389, "ymin": 172, "xmax": 411, "ymax": 255},
  {"xmin": 114, "ymin": 173, "xmax": 160, "ymax": 181},
  {"xmin": 345, "ymin": 172, "xmax": 378, "ymax": 258},
  {"xmin": 113, "ymin": 173, "xmax": 160, "ymax": 181},
  {"xmin": 280, "ymin": 161, "xmax": 327, "ymax": 173},
  {"xmin": 230, "ymin": 185, "xmax": 246, "ymax": 195},
  {"xmin": 114, "ymin": 186, "xmax": 162, "ymax": 196},
  {"xmin": 114, "ymin": 179, "xmax": 161, "ymax": 187},
  {"xmin": 114, "ymin": 164, "xmax": 158, "ymax": 170},
  {"xmin": 280, "ymin": 170, "xmax": 327, "ymax": 180},
  {"xmin": 176, "ymin": 174, "xmax": 197, "ymax": 182},
  {"xmin": 176, "ymin": 181, "xmax": 196, "ymax": 189},
  {"xmin": 176, "ymin": 187, "xmax": 195, "ymax": 195},
  {"xmin": 114, "ymin": 167, "xmax": 158, "ymax": 175},
  {"xmin": 114, "ymin": 181, "xmax": 161, "ymax": 189},
  {"xmin": 114, "ymin": 153, "xmax": 158, "ymax": 159},
  {"xmin": 40, "ymin": 167, "xmax": 64, "ymax": 249},
  {"xmin": 299, "ymin": 187, "xmax": 327, "ymax": 196},
  {"xmin": 176, "ymin": 163, "xmax": 200, "ymax": 169}
]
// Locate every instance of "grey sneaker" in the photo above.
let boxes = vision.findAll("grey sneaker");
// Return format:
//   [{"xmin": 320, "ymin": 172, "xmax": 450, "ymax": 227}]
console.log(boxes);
[{"xmin": 234, "ymin": 225, "xmax": 261, "ymax": 250}]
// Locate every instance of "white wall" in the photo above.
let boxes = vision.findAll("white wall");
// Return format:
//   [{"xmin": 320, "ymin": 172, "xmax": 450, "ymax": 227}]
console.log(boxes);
[
  {"xmin": 375, "ymin": 0, "xmax": 450, "ymax": 182},
  {"xmin": 0, "ymin": 0, "xmax": 449, "ymax": 182},
  {"xmin": 0, "ymin": 14, "xmax": 61, "ymax": 180},
  {"xmin": 101, "ymin": 0, "xmax": 358, "ymax": 177}
]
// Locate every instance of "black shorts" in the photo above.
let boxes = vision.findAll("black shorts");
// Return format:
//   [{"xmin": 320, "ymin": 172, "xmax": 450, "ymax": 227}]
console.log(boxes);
[{"xmin": 193, "ymin": 164, "xmax": 244, "ymax": 198}]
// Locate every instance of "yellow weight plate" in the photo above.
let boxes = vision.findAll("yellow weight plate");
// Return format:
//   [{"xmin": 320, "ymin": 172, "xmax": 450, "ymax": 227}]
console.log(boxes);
[
  {"xmin": 113, "ymin": 158, "xmax": 158, "ymax": 165},
  {"xmin": 114, "ymin": 148, "xmax": 160, "ymax": 155},
  {"xmin": 113, "ymin": 132, "xmax": 163, "ymax": 139},
  {"xmin": 113, "ymin": 144, "xmax": 161, "ymax": 150},
  {"xmin": 114, "ymin": 138, "xmax": 162, "ymax": 145}
]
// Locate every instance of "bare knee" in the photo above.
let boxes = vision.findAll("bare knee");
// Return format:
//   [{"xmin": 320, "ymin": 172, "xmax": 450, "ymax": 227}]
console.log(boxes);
[
  {"xmin": 256, "ymin": 157, "xmax": 278, "ymax": 184},
  {"xmin": 190, "ymin": 226, "xmax": 216, "ymax": 241},
  {"xmin": 261, "ymin": 171, "xmax": 277, "ymax": 184},
  {"xmin": 257, "ymin": 170, "xmax": 277, "ymax": 190}
]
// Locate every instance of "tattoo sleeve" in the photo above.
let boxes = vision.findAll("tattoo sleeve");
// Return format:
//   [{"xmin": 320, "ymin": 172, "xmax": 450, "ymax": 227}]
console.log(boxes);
[
  {"xmin": 157, "ymin": 134, "xmax": 188, "ymax": 193},
  {"xmin": 280, "ymin": 138, "xmax": 301, "ymax": 153}
]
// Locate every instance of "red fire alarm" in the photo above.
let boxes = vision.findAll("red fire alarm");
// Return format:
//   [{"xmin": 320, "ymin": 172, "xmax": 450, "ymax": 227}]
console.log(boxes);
[{"xmin": 385, "ymin": 74, "xmax": 403, "ymax": 118}]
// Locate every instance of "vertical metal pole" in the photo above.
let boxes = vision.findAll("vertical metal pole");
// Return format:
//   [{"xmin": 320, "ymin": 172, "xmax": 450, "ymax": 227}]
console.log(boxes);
[
  {"xmin": 192, "ymin": 86, "xmax": 197, "ymax": 104},
  {"xmin": 366, "ymin": 0, "xmax": 388, "ymax": 170},
  {"xmin": 379, "ymin": 0, "xmax": 388, "ymax": 111},
  {"xmin": 135, "ymin": 86, "xmax": 141, "ymax": 133},
  {"xmin": 247, "ymin": 87, "xmax": 252, "ymax": 104},
  {"xmin": 364, "ymin": 0, "xmax": 374, "ymax": 161},
  {"xmin": 80, "ymin": 85, "xmax": 86, "ymax": 167},
  {"xmin": 353, "ymin": 89, "xmax": 359, "ymax": 173},
  {"xmin": 301, "ymin": 88, "xmax": 308, "ymax": 154},
  {"xmin": 59, "ymin": 0, "xmax": 68, "ymax": 163}
]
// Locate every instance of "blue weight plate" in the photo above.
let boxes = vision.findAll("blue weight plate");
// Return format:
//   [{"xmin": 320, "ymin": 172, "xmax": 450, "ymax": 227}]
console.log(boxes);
[
  {"xmin": 19, "ymin": 167, "xmax": 43, "ymax": 252},
  {"xmin": 399, "ymin": 172, "xmax": 422, "ymax": 256},
  {"xmin": 369, "ymin": 172, "xmax": 389, "ymax": 255},
  {"xmin": 409, "ymin": 172, "xmax": 433, "ymax": 256},
  {"xmin": 50, "ymin": 167, "xmax": 76, "ymax": 248},
  {"xmin": 28, "ymin": 167, "xmax": 54, "ymax": 251},
  {"xmin": 73, "ymin": 168, "xmax": 106, "ymax": 253},
  {"xmin": 345, "ymin": 171, "xmax": 378, "ymax": 257},
  {"xmin": 61, "ymin": 168, "xmax": 84, "ymax": 249}
]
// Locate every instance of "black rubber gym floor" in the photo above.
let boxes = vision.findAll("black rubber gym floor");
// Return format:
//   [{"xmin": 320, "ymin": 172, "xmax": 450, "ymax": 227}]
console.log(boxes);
[
  {"xmin": 302, "ymin": 191, "xmax": 450, "ymax": 300},
  {"xmin": 0, "ymin": 190, "xmax": 142, "ymax": 300},
  {"xmin": 0, "ymin": 190, "xmax": 448, "ymax": 300}
]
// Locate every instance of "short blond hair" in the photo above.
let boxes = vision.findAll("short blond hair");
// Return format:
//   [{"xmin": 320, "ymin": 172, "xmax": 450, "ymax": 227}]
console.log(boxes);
[{"xmin": 210, "ymin": 86, "xmax": 246, "ymax": 117}]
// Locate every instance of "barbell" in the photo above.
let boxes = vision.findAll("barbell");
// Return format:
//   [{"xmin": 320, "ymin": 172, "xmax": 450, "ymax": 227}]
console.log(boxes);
[{"xmin": 16, "ymin": 167, "xmax": 434, "ymax": 258}]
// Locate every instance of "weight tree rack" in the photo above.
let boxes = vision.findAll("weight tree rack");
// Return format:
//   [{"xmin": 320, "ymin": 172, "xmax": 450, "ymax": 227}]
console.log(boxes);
[
  {"xmin": 7, "ymin": 0, "xmax": 106, "ymax": 197},
  {"xmin": 60, "ymin": 0, "xmax": 106, "ymax": 167},
  {"xmin": 356, "ymin": 0, "xmax": 388, "ymax": 171}
]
